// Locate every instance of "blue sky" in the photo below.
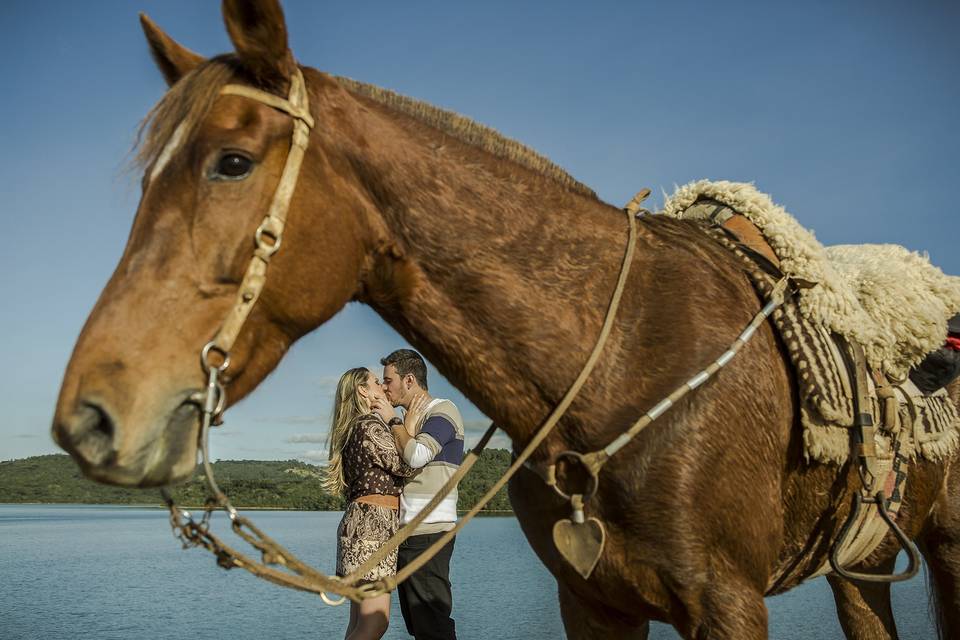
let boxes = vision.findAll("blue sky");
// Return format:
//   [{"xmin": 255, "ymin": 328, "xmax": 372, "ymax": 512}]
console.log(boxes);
[{"xmin": 2, "ymin": 1, "xmax": 958, "ymax": 463}]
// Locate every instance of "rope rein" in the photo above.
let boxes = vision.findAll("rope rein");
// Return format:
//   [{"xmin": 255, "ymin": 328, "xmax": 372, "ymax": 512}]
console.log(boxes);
[{"xmin": 159, "ymin": 64, "xmax": 791, "ymax": 603}]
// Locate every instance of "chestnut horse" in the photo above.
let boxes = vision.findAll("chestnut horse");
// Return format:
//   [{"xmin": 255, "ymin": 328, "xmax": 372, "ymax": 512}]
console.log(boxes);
[{"xmin": 52, "ymin": 2, "xmax": 959, "ymax": 638}]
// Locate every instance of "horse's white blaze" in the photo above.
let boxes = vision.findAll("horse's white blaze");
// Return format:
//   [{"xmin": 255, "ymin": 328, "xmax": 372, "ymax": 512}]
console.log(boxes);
[{"xmin": 149, "ymin": 121, "xmax": 188, "ymax": 184}]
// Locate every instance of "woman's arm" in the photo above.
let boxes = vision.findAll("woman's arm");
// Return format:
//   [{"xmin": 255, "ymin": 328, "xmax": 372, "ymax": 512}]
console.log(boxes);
[
  {"xmin": 370, "ymin": 398, "xmax": 408, "ymax": 452},
  {"xmin": 373, "ymin": 394, "xmax": 429, "ymax": 456},
  {"xmin": 361, "ymin": 417, "xmax": 416, "ymax": 478}
]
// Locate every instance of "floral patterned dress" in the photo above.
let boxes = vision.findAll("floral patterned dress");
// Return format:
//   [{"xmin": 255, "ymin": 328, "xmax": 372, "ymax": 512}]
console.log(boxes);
[{"xmin": 336, "ymin": 413, "xmax": 416, "ymax": 582}]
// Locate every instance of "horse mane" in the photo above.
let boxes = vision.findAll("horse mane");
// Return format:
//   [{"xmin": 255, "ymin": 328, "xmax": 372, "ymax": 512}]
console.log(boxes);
[
  {"xmin": 335, "ymin": 76, "xmax": 597, "ymax": 199},
  {"xmin": 134, "ymin": 57, "xmax": 596, "ymax": 200},
  {"xmin": 134, "ymin": 56, "xmax": 240, "ymax": 170}
]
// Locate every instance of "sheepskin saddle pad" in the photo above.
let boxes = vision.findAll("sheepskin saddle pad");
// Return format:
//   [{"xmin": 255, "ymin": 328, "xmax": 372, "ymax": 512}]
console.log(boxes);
[{"xmin": 661, "ymin": 180, "xmax": 960, "ymax": 464}]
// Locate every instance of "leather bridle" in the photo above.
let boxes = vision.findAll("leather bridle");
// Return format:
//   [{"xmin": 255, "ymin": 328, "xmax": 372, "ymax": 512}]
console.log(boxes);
[
  {"xmin": 160, "ymin": 66, "xmax": 315, "ymax": 537},
  {"xmin": 155, "ymin": 65, "xmax": 796, "ymax": 602}
]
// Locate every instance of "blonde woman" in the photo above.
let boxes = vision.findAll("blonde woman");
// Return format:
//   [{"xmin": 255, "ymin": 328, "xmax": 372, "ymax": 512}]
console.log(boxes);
[{"xmin": 323, "ymin": 367, "xmax": 427, "ymax": 640}]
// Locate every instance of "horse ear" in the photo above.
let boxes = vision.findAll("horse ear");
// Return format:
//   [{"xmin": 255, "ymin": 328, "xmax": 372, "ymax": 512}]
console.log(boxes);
[
  {"xmin": 221, "ymin": 0, "xmax": 295, "ymax": 85},
  {"xmin": 139, "ymin": 13, "xmax": 204, "ymax": 86}
]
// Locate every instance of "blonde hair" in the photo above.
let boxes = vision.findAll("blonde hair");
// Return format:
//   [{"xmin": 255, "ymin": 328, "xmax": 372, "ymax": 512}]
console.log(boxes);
[{"xmin": 321, "ymin": 367, "xmax": 373, "ymax": 496}]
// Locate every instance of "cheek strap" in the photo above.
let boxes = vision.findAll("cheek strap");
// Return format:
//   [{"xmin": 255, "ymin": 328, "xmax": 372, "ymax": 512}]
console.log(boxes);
[{"xmin": 209, "ymin": 67, "xmax": 314, "ymax": 356}]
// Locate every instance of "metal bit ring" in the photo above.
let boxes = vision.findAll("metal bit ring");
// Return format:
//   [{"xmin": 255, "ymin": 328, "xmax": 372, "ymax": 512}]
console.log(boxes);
[{"xmin": 201, "ymin": 341, "xmax": 230, "ymax": 374}]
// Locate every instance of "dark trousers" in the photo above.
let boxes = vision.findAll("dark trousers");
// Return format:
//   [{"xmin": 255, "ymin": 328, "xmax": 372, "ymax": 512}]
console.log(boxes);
[{"xmin": 396, "ymin": 533, "xmax": 457, "ymax": 640}]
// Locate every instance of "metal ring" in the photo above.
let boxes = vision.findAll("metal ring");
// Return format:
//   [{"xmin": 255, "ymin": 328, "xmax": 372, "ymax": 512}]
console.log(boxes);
[
  {"xmin": 355, "ymin": 581, "xmax": 389, "ymax": 599},
  {"xmin": 201, "ymin": 342, "xmax": 231, "ymax": 373},
  {"xmin": 212, "ymin": 379, "xmax": 228, "ymax": 419},
  {"xmin": 255, "ymin": 226, "xmax": 282, "ymax": 256},
  {"xmin": 320, "ymin": 592, "xmax": 348, "ymax": 606},
  {"xmin": 550, "ymin": 450, "xmax": 600, "ymax": 501}
]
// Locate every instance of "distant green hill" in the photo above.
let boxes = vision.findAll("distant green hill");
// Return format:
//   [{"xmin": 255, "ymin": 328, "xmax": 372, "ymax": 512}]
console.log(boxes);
[{"xmin": 0, "ymin": 450, "xmax": 513, "ymax": 512}]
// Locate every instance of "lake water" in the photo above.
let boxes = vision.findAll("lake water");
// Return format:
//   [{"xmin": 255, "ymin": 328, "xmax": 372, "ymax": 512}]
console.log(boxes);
[{"xmin": 0, "ymin": 505, "xmax": 936, "ymax": 639}]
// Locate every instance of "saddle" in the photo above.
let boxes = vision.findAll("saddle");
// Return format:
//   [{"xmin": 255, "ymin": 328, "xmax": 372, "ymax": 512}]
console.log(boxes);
[
  {"xmin": 663, "ymin": 181, "xmax": 960, "ymax": 466},
  {"xmin": 660, "ymin": 181, "xmax": 960, "ymax": 581}
]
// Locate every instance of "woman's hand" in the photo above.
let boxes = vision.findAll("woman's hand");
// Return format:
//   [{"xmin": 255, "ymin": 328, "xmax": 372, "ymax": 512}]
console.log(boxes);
[
  {"xmin": 370, "ymin": 398, "xmax": 398, "ymax": 423},
  {"xmin": 403, "ymin": 393, "xmax": 429, "ymax": 435}
]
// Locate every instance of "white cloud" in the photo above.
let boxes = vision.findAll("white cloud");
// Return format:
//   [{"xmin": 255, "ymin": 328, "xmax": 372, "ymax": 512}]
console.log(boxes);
[
  {"xmin": 314, "ymin": 375, "xmax": 341, "ymax": 394},
  {"xmin": 286, "ymin": 433, "xmax": 328, "ymax": 444},
  {"xmin": 300, "ymin": 449, "xmax": 330, "ymax": 463},
  {"xmin": 463, "ymin": 419, "xmax": 494, "ymax": 434},
  {"xmin": 255, "ymin": 416, "xmax": 325, "ymax": 425},
  {"xmin": 466, "ymin": 431, "xmax": 513, "ymax": 451},
  {"xmin": 460, "ymin": 419, "xmax": 513, "ymax": 450}
]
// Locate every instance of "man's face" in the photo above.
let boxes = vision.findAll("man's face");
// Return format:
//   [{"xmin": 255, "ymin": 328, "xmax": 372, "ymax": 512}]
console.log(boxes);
[{"xmin": 381, "ymin": 364, "xmax": 408, "ymax": 408}]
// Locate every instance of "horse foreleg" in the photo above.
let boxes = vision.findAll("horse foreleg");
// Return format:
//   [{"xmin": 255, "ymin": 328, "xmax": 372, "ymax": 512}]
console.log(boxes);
[
  {"xmin": 680, "ymin": 579, "xmax": 768, "ymax": 640},
  {"xmin": 826, "ymin": 556, "xmax": 899, "ymax": 640},
  {"xmin": 557, "ymin": 581, "xmax": 650, "ymax": 640},
  {"xmin": 919, "ymin": 463, "xmax": 960, "ymax": 640}
]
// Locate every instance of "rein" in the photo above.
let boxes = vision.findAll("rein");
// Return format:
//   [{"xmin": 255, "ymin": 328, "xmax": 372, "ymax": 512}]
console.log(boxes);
[{"xmin": 157, "ymin": 64, "xmax": 790, "ymax": 602}]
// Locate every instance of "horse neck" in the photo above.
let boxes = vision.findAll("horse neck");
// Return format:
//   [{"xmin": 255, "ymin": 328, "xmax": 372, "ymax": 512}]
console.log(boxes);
[{"xmin": 347, "ymin": 97, "xmax": 651, "ymax": 444}]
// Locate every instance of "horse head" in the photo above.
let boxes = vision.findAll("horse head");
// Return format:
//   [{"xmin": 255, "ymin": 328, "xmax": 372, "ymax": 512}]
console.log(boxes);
[{"xmin": 52, "ymin": 0, "xmax": 390, "ymax": 487}]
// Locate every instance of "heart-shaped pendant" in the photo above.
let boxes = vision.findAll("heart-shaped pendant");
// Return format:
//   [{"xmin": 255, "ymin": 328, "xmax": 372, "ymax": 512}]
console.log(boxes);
[{"xmin": 553, "ymin": 517, "xmax": 606, "ymax": 579}]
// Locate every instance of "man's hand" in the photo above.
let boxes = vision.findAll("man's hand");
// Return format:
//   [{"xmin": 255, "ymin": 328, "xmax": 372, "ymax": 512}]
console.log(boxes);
[
  {"xmin": 404, "ymin": 393, "xmax": 429, "ymax": 436},
  {"xmin": 392, "ymin": 392, "xmax": 429, "ymax": 457}
]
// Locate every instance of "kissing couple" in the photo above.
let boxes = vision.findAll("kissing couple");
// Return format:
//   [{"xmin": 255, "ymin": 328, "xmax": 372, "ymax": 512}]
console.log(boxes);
[{"xmin": 322, "ymin": 349, "xmax": 464, "ymax": 640}]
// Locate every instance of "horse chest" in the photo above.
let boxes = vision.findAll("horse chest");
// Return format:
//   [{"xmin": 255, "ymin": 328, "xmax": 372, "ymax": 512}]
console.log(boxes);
[{"xmin": 508, "ymin": 467, "xmax": 675, "ymax": 618}]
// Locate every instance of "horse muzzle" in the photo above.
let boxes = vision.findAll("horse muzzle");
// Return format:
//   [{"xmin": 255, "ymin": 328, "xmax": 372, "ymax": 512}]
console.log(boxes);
[{"xmin": 52, "ymin": 391, "xmax": 202, "ymax": 487}]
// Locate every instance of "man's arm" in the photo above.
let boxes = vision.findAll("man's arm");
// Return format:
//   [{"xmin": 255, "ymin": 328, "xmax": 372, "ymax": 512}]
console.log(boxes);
[{"xmin": 401, "ymin": 415, "xmax": 456, "ymax": 469}]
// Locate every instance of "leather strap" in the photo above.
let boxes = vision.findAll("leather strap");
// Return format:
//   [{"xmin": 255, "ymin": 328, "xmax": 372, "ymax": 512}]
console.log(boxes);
[
  {"xmin": 220, "ymin": 83, "xmax": 315, "ymax": 128},
  {"xmin": 847, "ymin": 340, "xmax": 881, "ymax": 493},
  {"xmin": 354, "ymin": 494, "xmax": 400, "ymax": 510},
  {"xmin": 210, "ymin": 68, "xmax": 313, "ymax": 355},
  {"xmin": 871, "ymin": 369, "xmax": 901, "ymax": 432},
  {"xmin": 720, "ymin": 214, "xmax": 781, "ymax": 269}
]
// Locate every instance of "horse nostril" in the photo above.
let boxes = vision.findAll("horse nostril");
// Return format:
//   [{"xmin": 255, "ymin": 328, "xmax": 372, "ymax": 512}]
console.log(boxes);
[
  {"xmin": 54, "ymin": 402, "xmax": 118, "ymax": 467},
  {"xmin": 84, "ymin": 402, "xmax": 115, "ymax": 440}
]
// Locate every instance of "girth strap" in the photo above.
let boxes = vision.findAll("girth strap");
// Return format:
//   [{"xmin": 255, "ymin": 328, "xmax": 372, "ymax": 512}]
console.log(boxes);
[{"xmin": 847, "ymin": 339, "xmax": 880, "ymax": 492}]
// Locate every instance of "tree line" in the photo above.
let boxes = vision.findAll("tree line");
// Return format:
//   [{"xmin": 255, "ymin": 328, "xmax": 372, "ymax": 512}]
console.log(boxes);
[{"xmin": 0, "ymin": 450, "xmax": 514, "ymax": 512}]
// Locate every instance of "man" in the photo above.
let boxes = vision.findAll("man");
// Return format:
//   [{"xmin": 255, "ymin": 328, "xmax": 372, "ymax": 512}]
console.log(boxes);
[{"xmin": 381, "ymin": 349, "xmax": 463, "ymax": 640}]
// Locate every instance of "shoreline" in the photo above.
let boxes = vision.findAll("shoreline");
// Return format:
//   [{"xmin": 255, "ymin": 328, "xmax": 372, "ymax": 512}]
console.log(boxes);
[
  {"xmin": 0, "ymin": 502, "xmax": 305, "ymax": 510},
  {"xmin": 0, "ymin": 502, "xmax": 516, "ymax": 516}
]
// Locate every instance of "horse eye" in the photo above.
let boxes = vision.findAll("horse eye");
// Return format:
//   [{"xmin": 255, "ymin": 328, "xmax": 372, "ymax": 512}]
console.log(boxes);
[{"xmin": 213, "ymin": 153, "xmax": 253, "ymax": 179}]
